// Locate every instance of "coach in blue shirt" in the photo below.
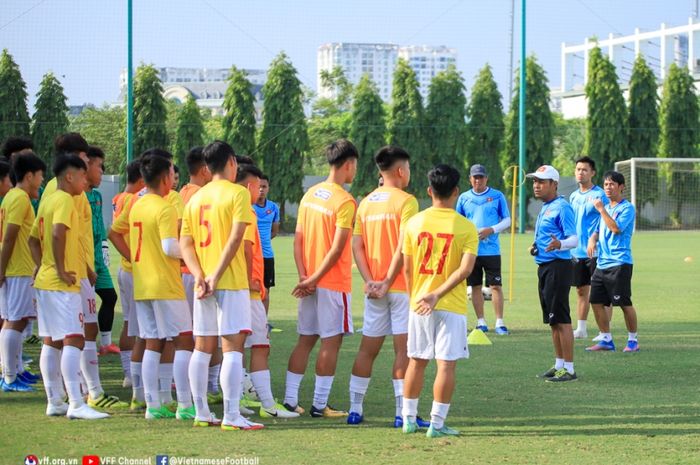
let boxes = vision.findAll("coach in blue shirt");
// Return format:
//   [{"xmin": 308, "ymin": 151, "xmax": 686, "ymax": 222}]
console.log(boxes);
[
  {"xmin": 456, "ymin": 164, "xmax": 511, "ymax": 334},
  {"xmin": 253, "ymin": 174, "xmax": 280, "ymax": 313},
  {"xmin": 585, "ymin": 170, "xmax": 639, "ymax": 353},
  {"xmin": 527, "ymin": 165, "xmax": 578, "ymax": 383},
  {"xmin": 569, "ymin": 156, "xmax": 609, "ymax": 339}
]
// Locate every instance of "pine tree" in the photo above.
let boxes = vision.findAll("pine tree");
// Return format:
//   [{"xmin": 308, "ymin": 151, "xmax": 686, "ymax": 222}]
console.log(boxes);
[
  {"xmin": 0, "ymin": 49, "xmax": 31, "ymax": 143},
  {"xmin": 132, "ymin": 64, "xmax": 168, "ymax": 156},
  {"xmin": 173, "ymin": 95, "xmax": 204, "ymax": 184},
  {"xmin": 658, "ymin": 63, "xmax": 699, "ymax": 225},
  {"xmin": 425, "ymin": 64, "xmax": 467, "ymax": 177},
  {"xmin": 389, "ymin": 59, "xmax": 428, "ymax": 196},
  {"xmin": 583, "ymin": 45, "xmax": 628, "ymax": 171},
  {"xmin": 31, "ymin": 72, "xmax": 69, "ymax": 164},
  {"xmin": 70, "ymin": 105, "xmax": 126, "ymax": 174},
  {"xmin": 503, "ymin": 55, "xmax": 554, "ymax": 175},
  {"xmin": 259, "ymin": 52, "xmax": 309, "ymax": 219},
  {"xmin": 466, "ymin": 64, "xmax": 504, "ymax": 190},
  {"xmin": 349, "ymin": 75, "xmax": 386, "ymax": 196},
  {"xmin": 222, "ymin": 66, "xmax": 257, "ymax": 156},
  {"xmin": 627, "ymin": 55, "xmax": 659, "ymax": 205}
]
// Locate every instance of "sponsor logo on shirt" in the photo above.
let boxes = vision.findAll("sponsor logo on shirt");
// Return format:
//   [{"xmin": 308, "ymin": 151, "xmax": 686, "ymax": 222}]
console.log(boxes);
[
  {"xmin": 313, "ymin": 188, "xmax": 331, "ymax": 201},
  {"xmin": 367, "ymin": 192, "xmax": 390, "ymax": 202},
  {"xmin": 487, "ymin": 197, "xmax": 493, "ymax": 202}
]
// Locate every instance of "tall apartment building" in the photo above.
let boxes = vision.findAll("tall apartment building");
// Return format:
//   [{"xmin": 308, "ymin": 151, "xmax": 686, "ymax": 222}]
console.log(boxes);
[{"xmin": 398, "ymin": 45, "xmax": 457, "ymax": 100}]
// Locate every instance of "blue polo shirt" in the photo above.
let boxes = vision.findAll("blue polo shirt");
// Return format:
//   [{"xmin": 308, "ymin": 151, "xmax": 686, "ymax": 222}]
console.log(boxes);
[
  {"xmin": 569, "ymin": 185, "xmax": 608, "ymax": 259},
  {"xmin": 456, "ymin": 187, "xmax": 510, "ymax": 256},
  {"xmin": 253, "ymin": 199, "xmax": 280, "ymax": 259},
  {"xmin": 597, "ymin": 199, "xmax": 635, "ymax": 269},
  {"xmin": 533, "ymin": 196, "xmax": 576, "ymax": 264}
]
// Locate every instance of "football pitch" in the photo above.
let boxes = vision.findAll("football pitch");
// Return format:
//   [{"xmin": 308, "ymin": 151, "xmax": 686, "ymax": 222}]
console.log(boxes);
[{"xmin": 3, "ymin": 232, "xmax": 699, "ymax": 465}]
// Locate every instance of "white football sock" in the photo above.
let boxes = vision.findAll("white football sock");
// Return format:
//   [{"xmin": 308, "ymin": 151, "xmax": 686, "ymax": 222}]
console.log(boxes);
[
  {"xmin": 312, "ymin": 375, "xmax": 334, "ymax": 410},
  {"xmin": 495, "ymin": 318, "xmax": 505, "ymax": 328},
  {"xmin": 477, "ymin": 318, "xmax": 487, "ymax": 327},
  {"xmin": 40, "ymin": 344, "xmax": 63, "ymax": 406},
  {"xmin": 220, "ymin": 351, "xmax": 243, "ymax": 424},
  {"xmin": 284, "ymin": 371, "xmax": 303, "ymax": 407},
  {"xmin": 189, "ymin": 350, "xmax": 211, "ymax": 420},
  {"xmin": 61, "ymin": 345, "xmax": 85, "ymax": 408},
  {"xmin": 430, "ymin": 401, "xmax": 450, "ymax": 429},
  {"xmin": 392, "ymin": 378, "xmax": 404, "ymax": 417},
  {"xmin": 120, "ymin": 350, "xmax": 132, "ymax": 378},
  {"xmin": 564, "ymin": 361, "xmax": 575, "ymax": 374},
  {"xmin": 130, "ymin": 361, "xmax": 144, "ymax": 402},
  {"xmin": 576, "ymin": 320, "xmax": 587, "ymax": 332},
  {"xmin": 555, "ymin": 358, "xmax": 565, "ymax": 370},
  {"xmin": 628, "ymin": 332, "xmax": 638, "ymax": 341},
  {"xmin": 174, "ymin": 350, "xmax": 192, "ymax": 409},
  {"xmin": 100, "ymin": 331, "xmax": 112, "ymax": 347},
  {"xmin": 1, "ymin": 328, "xmax": 22, "ymax": 383},
  {"xmin": 348, "ymin": 374, "xmax": 370, "ymax": 415},
  {"xmin": 602, "ymin": 332, "xmax": 612, "ymax": 342},
  {"xmin": 23, "ymin": 320, "xmax": 34, "ymax": 339},
  {"xmin": 402, "ymin": 397, "xmax": 419, "ymax": 423},
  {"xmin": 81, "ymin": 340, "xmax": 104, "ymax": 399},
  {"xmin": 240, "ymin": 368, "xmax": 248, "ymax": 399},
  {"xmin": 142, "ymin": 350, "xmax": 161, "ymax": 409},
  {"xmin": 251, "ymin": 369, "xmax": 275, "ymax": 409},
  {"xmin": 158, "ymin": 362, "xmax": 174, "ymax": 404},
  {"xmin": 207, "ymin": 363, "xmax": 221, "ymax": 394}
]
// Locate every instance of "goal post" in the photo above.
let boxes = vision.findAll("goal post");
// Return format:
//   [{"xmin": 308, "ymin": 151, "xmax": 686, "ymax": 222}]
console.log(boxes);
[{"xmin": 614, "ymin": 158, "xmax": 700, "ymax": 230}]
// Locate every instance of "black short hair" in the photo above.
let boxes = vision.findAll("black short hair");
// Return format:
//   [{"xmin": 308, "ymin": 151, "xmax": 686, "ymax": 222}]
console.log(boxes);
[
  {"xmin": 236, "ymin": 162, "xmax": 264, "ymax": 183},
  {"xmin": 575, "ymin": 156, "xmax": 596, "ymax": 171},
  {"xmin": 126, "ymin": 160, "xmax": 142, "ymax": 184},
  {"xmin": 140, "ymin": 153, "xmax": 172, "ymax": 188},
  {"xmin": 326, "ymin": 139, "xmax": 358, "ymax": 168},
  {"xmin": 428, "ymin": 164, "xmax": 460, "ymax": 199},
  {"xmin": 260, "ymin": 174, "xmax": 269, "ymax": 182},
  {"xmin": 173, "ymin": 164, "xmax": 180, "ymax": 174},
  {"xmin": 203, "ymin": 140, "xmax": 235, "ymax": 174},
  {"xmin": 140, "ymin": 148, "xmax": 173, "ymax": 161},
  {"xmin": 236, "ymin": 154, "xmax": 255, "ymax": 166},
  {"xmin": 12, "ymin": 151, "xmax": 46, "ymax": 182},
  {"xmin": 374, "ymin": 145, "xmax": 410, "ymax": 171},
  {"xmin": 53, "ymin": 152, "xmax": 87, "ymax": 177},
  {"xmin": 0, "ymin": 160, "xmax": 10, "ymax": 180},
  {"xmin": 54, "ymin": 132, "xmax": 89, "ymax": 155},
  {"xmin": 603, "ymin": 170, "xmax": 625, "ymax": 185},
  {"xmin": 185, "ymin": 146, "xmax": 205, "ymax": 175},
  {"xmin": 87, "ymin": 146, "xmax": 105, "ymax": 160},
  {"xmin": 2, "ymin": 136, "xmax": 33, "ymax": 159}
]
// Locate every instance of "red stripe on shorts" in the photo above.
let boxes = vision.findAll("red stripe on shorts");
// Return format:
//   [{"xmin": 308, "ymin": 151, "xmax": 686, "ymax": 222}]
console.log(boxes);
[{"xmin": 342, "ymin": 292, "xmax": 349, "ymax": 333}]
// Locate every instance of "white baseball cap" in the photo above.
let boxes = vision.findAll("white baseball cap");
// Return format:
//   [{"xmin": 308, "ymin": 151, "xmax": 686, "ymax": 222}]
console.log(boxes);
[{"xmin": 526, "ymin": 165, "xmax": 559, "ymax": 182}]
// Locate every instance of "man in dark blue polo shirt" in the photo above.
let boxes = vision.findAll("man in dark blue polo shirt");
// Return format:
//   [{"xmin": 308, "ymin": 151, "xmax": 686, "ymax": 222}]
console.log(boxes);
[
  {"xmin": 253, "ymin": 174, "xmax": 280, "ymax": 314},
  {"xmin": 527, "ymin": 165, "xmax": 578, "ymax": 383}
]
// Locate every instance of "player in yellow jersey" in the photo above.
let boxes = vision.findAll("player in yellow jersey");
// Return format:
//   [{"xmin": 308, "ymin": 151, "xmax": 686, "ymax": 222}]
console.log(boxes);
[
  {"xmin": 285, "ymin": 139, "xmax": 358, "ymax": 418},
  {"xmin": 0, "ymin": 153, "xmax": 45, "ymax": 392},
  {"xmin": 401, "ymin": 164, "xmax": 478, "ymax": 438},
  {"xmin": 345, "ymin": 145, "xmax": 428, "ymax": 427},
  {"xmin": 29, "ymin": 153, "xmax": 109, "ymax": 419},
  {"xmin": 234, "ymin": 161, "xmax": 300, "ymax": 419},
  {"xmin": 180, "ymin": 141, "xmax": 263, "ymax": 430},
  {"xmin": 127, "ymin": 154, "xmax": 194, "ymax": 420},
  {"xmin": 110, "ymin": 159, "xmax": 144, "ymax": 390}
]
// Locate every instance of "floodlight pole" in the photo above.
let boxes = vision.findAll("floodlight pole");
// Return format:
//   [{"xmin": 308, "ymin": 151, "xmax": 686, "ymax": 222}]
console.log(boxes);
[
  {"xmin": 126, "ymin": 0, "xmax": 134, "ymax": 163},
  {"xmin": 518, "ymin": 0, "xmax": 527, "ymax": 233}
]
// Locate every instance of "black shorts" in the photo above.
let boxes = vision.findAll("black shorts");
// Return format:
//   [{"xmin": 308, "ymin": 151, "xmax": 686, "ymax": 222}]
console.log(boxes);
[
  {"xmin": 571, "ymin": 257, "xmax": 597, "ymax": 287},
  {"xmin": 467, "ymin": 255, "xmax": 502, "ymax": 287},
  {"xmin": 589, "ymin": 264, "xmax": 633, "ymax": 307},
  {"xmin": 263, "ymin": 257, "xmax": 275, "ymax": 289},
  {"xmin": 537, "ymin": 259, "xmax": 573, "ymax": 326}
]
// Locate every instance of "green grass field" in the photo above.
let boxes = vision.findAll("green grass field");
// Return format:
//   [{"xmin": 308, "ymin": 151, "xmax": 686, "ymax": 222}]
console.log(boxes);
[{"xmin": 3, "ymin": 232, "xmax": 700, "ymax": 465}]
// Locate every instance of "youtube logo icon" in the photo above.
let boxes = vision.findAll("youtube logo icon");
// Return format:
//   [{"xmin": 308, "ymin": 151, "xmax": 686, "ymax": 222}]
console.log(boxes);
[{"xmin": 83, "ymin": 456, "xmax": 100, "ymax": 465}]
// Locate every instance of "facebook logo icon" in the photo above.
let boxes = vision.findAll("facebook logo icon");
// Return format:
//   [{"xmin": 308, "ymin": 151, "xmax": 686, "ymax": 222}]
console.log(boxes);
[{"xmin": 156, "ymin": 456, "xmax": 169, "ymax": 465}]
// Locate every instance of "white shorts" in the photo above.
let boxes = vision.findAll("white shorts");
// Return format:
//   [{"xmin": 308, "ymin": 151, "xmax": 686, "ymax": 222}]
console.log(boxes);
[
  {"xmin": 193, "ymin": 289, "xmax": 251, "ymax": 337},
  {"xmin": 135, "ymin": 299, "xmax": 192, "ymax": 340},
  {"xmin": 118, "ymin": 269, "xmax": 139, "ymax": 337},
  {"xmin": 407, "ymin": 310, "xmax": 469, "ymax": 361},
  {"xmin": 36, "ymin": 290, "xmax": 83, "ymax": 341},
  {"xmin": 245, "ymin": 299, "xmax": 269, "ymax": 348},
  {"xmin": 362, "ymin": 292, "xmax": 409, "ymax": 337},
  {"xmin": 298, "ymin": 288, "xmax": 353, "ymax": 339},
  {"xmin": 0, "ymin": 277, "xmax": 36, "ymax": 321},
  {"xmin": 182, "ymin": 273, "xmax": 195, "ymax": 320},
  {"xmin": 80, "ymin": 279, "xmax": 98, "ymax": 325}
]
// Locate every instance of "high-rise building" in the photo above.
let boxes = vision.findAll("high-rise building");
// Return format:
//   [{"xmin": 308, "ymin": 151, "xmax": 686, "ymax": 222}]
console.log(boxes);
[{"xmin": 398, "ymin": 45, "xmax": 458, "ymax": 100}]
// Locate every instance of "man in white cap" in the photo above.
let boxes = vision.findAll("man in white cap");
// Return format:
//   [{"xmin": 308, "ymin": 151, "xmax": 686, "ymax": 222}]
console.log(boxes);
[
  {"xmin": 455, "ymin": 164, "xmax": 511, "ymax": 334},
  {"xmin": 527, "ymin": 165, "xmax": 578, "ymax": 382}
]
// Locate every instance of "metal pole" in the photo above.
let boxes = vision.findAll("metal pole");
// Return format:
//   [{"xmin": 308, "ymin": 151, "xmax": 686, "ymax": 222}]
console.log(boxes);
[
  {"xmin": 508, "ymin": 0, "xmax": 515, "ymax": 103},
  {"xmin": 509, "ymin": 165, "xmax": 517, "ymax": 302},
  {"xmin": 127, "ymin": 0, "xmax": 134, "ymax": 163},
  {"xmin": 518, "ymin": 0, "xmax": 527, "ymax": 233}
]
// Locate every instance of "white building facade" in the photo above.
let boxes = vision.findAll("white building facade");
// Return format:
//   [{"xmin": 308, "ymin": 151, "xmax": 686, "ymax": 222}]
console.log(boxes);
[
  {"xmin": 552, "ymin": 18, "xmax": 700, "ymax": 119},
  {"xmin": 398, "ymin": 45, "xmax": 457, "ymax": 100}
]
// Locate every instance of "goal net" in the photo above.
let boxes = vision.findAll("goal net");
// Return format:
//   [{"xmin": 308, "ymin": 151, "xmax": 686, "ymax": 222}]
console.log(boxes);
[{"xmin": 614, "ymin": 158, "xmax": 700, "ymax": 230}]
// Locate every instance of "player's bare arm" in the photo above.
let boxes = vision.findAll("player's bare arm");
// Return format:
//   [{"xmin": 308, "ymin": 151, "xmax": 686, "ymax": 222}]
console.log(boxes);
[
  {"xmin": 206, "ymin": 221, "xmax": 247, "ymax": 292},
  {"xmin": 293, "ymin": 226, "xmax": 351, "ymax": 298},
  {"xmin": 107, "ymin": 229, "xmax": 131, "ymax": 262},
  {"xmin": 593, "ymin": 198, "xmax": 621, "ymax": 233},
  {"xmin": 0, "ymin": 223, "xmax": 20, "ymax": 287},
  {"xmin": 351, "ymin": 235, "xmax": 375, "ymax": 296},
  {"xmin": 180, "ymin": 233, "xmax": 208, "ymax": 298},
  {"xmin": 375, "ymin": 229, "xmax": 407, "ymax": 299},
  {"xmin": 52, "ymin": 223, "xmax": 76, "ymax": 286},
  {"xmin": 416, "ymin": 252, "xmax": 476, "ymax": 315}
]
